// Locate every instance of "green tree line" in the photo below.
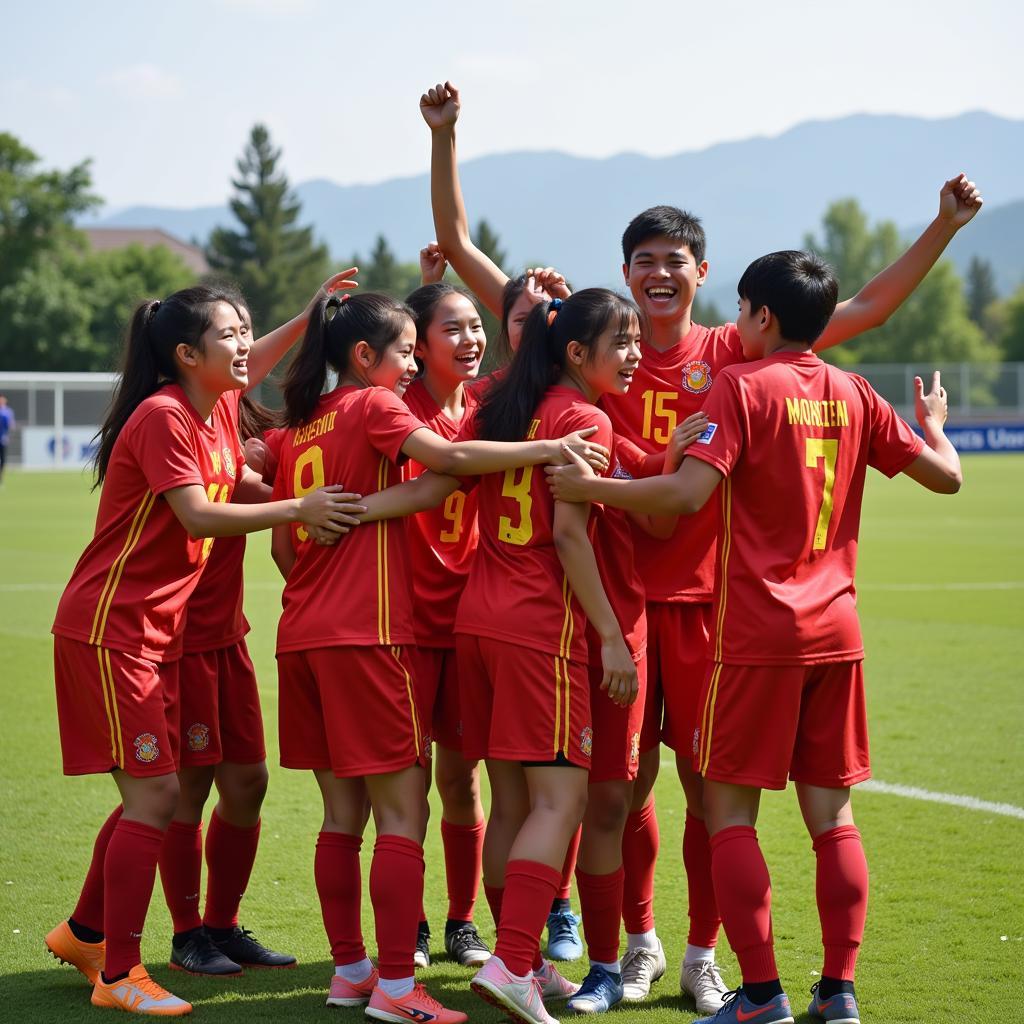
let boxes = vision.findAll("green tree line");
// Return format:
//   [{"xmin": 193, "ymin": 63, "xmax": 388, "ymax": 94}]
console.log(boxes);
[{"xmin": 2, "ymin": 127, "xmax": 1023, "ymax": 372}]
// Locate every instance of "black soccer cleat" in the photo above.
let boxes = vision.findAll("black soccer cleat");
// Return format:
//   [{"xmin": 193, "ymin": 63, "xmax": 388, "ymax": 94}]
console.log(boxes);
[
  {"xmin": 169, "ymin": 927, "xmax": 243, "ymax": 977},
  {"xmin": 209, "ymin": 925, "xmax": 297, "ymax": 969},
  {"xmin": 414, "ymin": 921, "xmax": 431, "ymax": 969},
  {"xmin": 444, "ymin": 923, "xmax": 491, "ymax": 968}
]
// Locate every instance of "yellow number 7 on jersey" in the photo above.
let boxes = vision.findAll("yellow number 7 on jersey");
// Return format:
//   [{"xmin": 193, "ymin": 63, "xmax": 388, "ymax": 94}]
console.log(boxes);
[{"xmin": 805, "ymin": 438, "xmax": 839, "ymax": 551}]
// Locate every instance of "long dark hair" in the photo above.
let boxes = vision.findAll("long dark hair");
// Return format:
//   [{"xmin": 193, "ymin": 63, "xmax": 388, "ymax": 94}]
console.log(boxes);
[
  {"xmin": 281, "ymin": 292, "xmax": 413, "ymax": 427},
  {"xmin": 238, "ymin": 394, "xmax": 278, "ymax": 442},
  {"xmin": 94, "ymin": 285, "xmax": 245, "ymax": 485},
  {"xmin": 477, "ymin": 288, "xmax": 638, "ymax": 442}
]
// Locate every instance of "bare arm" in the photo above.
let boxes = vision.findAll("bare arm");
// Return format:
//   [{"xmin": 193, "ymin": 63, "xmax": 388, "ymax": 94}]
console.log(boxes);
[
  {"xmin": 421, "ymin": 82, "xmax": 509, "ymax": 317},
  {"xmin": 901, "ymin": 372, "xmax": 962, "ymax": 493},
  {"xmin": 552, "ymin": 500, "xmax": 638, "ymax": 707},
  {"xmin": 636, "ymin": 412, "xmax": 710, "ymax": 538},
  {"xmin": 546, "ymin": 446, "xmax": 724, "ymax": 517},
  {"xmin": 163, "ymin": 483, "xmax": 365, "ymax": 539},
  {"xmin": 400, "ymin": 425, "xmax": 609, "ymax": 478},
  {"xmin": 271, "ymin": 524, "xmax": 295, "ymax": 580},
  {"xmin": 246, "ymin": 268, "xmax": 359, "ymax": 388},
  {"xmin": 356, "ymin": 471, "xmax": 461, "ymax": 522},
  {"xmin": 232, "ymin": 464, "xmax": 273, "ymax": 504},
  {"xmin": 815, "ymin": 174, "xmax": 983, "ymax": 351}
]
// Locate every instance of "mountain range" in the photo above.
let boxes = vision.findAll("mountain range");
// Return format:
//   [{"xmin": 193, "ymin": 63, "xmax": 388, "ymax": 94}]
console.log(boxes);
[{"xmin": 88, "ymin": 111, "xmax": 1024, "ymax": 307}]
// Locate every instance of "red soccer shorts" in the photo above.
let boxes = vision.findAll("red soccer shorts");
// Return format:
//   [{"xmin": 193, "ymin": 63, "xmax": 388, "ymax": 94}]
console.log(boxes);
[
  {"xmin": 54, "ymin": 635, "xmax": 180, "ymax": 778},
  {"xmin": 178, "ymin": 640, "xmax": 266, "ymax": 767},
  {"xmin": 640, "ymin": 602, "xmax": 711, "ymax": 754},
  {"xmin": 277, "ymin": 644, "xmax": 427, "ymax": 778},
  {"xmin": 409, "ymin": 645, "xmax": 463, "ymax": 752},
  {"xmin": 589, "ymin": 655, "xmax": 646, "ymax": 783},
  {"xmin": 456, "ymin": 635, "xmax": 592, "ymax": 767},
  {"xmin": 694, "ymin": 660, "xmax": 870, "ymax": 790}
]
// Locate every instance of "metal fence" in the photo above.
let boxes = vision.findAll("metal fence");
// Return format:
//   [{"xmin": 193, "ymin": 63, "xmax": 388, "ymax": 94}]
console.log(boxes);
[{"xmin": 2, "ymin": 364, "xmax": 1023, "ymax": 468}]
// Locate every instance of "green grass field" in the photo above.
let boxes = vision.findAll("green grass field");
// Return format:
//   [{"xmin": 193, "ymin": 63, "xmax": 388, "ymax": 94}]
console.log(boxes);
[{"xmin": 1, "ymin": 459, "xmax": 1022, "ymax": 1023}]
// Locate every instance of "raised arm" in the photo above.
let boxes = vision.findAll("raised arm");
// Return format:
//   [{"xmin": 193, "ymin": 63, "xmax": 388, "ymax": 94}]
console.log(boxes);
[
  {"xmin": 815, "ymin": 174, "xmax": 983, "ymax": 351},
  {"xmin": 901, "ymin": 372, "xmax": 963, "ymax": 494},
  {"xmin": 420, "ymin": 81, "xmax": 510, "ymax": 317},
  {"xmin": 246, "ymin": 268, "xmax": 359, "ymax": 388},
  {"xmin": 356, "ymin": 471, "xmax": 461, "ymax": 522},
  {"xmin": 552, "ymin": 499, "xmax": 638, "ymax": 706}
]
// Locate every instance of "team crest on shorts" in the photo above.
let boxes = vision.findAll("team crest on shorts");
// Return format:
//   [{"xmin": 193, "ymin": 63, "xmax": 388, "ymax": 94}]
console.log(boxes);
[
  {"xmin": 222, "ymin": 446, "xmax": 236, "ymax": 479},
  {"xmin": 579, "ymin": 726, "xmax": 594, "ymax": 759},
  {"xmin": 134, "ymin": 733, "xmax": 160, "ymax": 763},
  {"xmin": 611, "ymin": 460, "xmax": 633, "ymax": 480},
  {"xmin": 629, "ymin": 732, "xmax": 640, "ymax": 767},
  {"xmin": 681, "ymin": 360, "xmax": 712, "ymax": 394},
  {"xmin": 186, "ymin": 723, "xmax": 210, "ymax": 752},
  {"xmin": 423, "ymin": 734, "xmax": 433, "ymax": 759},
  {"xmin": 692, "ymin": 728, "xmax": 700, "ymax": 756}
]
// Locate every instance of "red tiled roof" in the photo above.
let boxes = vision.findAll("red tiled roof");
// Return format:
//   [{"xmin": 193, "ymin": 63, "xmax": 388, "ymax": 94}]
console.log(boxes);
[{"xmin": 84, "ymin": 227, "xmax": 210, "ymax": 275}]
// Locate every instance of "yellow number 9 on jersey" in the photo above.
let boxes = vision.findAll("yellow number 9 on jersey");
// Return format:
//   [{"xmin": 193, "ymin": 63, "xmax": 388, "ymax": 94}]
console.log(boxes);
[{"xmin": 293, "ymin": 445, "xmax": 325, "ymax": 542}]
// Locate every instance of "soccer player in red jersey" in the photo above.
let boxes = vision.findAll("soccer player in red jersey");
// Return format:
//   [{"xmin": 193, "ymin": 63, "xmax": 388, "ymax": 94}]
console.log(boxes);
[
  {"xmin": 45, "ymin": 283, "xmax": 364, "ymax": 1017},
  {"xmin": 420, "ymin": 80, "xmax": 589, "ymax": 960},
  {"xmin": 401, "ymin": 282, "xmax": 491, "ymax": 969},
  {"xmin": 269, "ymin": 291, "xmax": 607, "ymax": 1024},
  {"xmin": 596, "ymin": 177, "xmax": 983, "ymax": 1009},
  {"xmin": 546, "ymin": 250, "xmax": 963, "ymax": 1024},
  {"xmin": 158, "ymin": 396, "xmax": 298, "ymax": 978}
]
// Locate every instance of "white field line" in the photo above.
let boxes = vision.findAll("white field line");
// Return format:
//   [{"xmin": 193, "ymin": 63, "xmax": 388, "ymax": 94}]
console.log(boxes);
[{"xmin": 5, "ymin": 580, "xmax": 1024, "ymax": 594}]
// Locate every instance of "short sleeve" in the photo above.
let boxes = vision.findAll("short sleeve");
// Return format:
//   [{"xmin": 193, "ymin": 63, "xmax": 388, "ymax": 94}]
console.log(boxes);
[
  {"xmin": 364, "ymin": 388, "xmax": 427, "ymax": 464},
  {"xmin": 614, "ymin": 433, "xmax": 654, "ymax": 479},
  {"xmin": 861, "ymin": 380, "xmax": 925, "ymax": 478},
  {"xmin": 684, "ymin": 371, "xmax": 745, "ymax": 478},
  {"xmin": 555, "ymin": 406, "xmax": 615, "ymax": 474},
  {"xmin": 130, "ymin": 404, "xmax": 204, "ymax": 496},
  {"xmin": 262, "ymin": 427, "xmax": 285, "ymax": 484}
]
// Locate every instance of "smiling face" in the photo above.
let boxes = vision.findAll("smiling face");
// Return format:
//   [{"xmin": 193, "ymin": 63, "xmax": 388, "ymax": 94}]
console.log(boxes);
[
  {"xmin": 366, "ymin": 320, "xmax": 419, "ymax": 396},
  {"xmin": 624, "ymin": 236, "xmax": 708, "ymax": 329},
  {"xmin": 186, "ymin": 301, "xmax": 251, "ymax": 393},
  {"xmin": 574, "ymin": 310, "xmax": 643, "ymax": 400},
  {"xmin": 417, "ymin": 292, "xmax": 486, "ymax": 385}
]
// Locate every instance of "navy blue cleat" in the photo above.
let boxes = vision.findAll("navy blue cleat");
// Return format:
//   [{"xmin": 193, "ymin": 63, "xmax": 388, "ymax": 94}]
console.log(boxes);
[
  {"xmin": 695, "ymin": 987, "xmax": 794, "ymax": 1024},
  {"xmin": 807, "ymin": 982, "xmax": 860, "ymax": 1023},
  {"xmin": 567, "ymin": 965, "xmax": 624, "ymax": 1014}
]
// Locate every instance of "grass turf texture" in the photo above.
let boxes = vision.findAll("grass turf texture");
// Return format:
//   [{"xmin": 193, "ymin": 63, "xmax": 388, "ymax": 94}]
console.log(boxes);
[{"xmin": 0, "ymin": 458, "xmax": 1021, "ymax": 1023}]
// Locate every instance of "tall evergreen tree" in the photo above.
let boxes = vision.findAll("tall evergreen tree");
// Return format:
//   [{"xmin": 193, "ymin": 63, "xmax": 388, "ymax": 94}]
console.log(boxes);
[
  {"xmin": 472, "ymin": 219, "xmax": 507, "ymax": 274},
  {"xmin": 353, "ymin": 235, "xmax": 422, "ymax": 297},
  {"xmin": 206, "ymin": 124, "xmax": 329, "ymax": 331},
  {"xmin": 965, "ymin": 255, "xmax": 998, "ymax": 329}
]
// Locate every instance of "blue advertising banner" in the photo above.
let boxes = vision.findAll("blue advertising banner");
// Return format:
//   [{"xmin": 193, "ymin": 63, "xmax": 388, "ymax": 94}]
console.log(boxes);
[{"xmin": 923, "ymin": 423, "xmax": 1024, "ymax": 453}]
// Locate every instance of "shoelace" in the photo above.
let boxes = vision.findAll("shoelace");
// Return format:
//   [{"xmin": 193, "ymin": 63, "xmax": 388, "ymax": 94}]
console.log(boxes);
[
  {"xmin": 131, "ymin": 972, "xmax": 173, "ymax": 1000},
  {"xmin": 691, "ymin": 959, "xmax": 727, "ymax": 990},
  {"xmin": 709, "ymin": 988, "xmax": 741, "ymax": 1018},
  {"xmin": 548, "ymin": 912, "xmax": 578, "ymax": 942},
  {"xmin": 450, "ymin": 926, "xmax": 488, "ymax": 950},
  {"xmin": 411, "ymin": 983, "xmax": 442, "ymax": 1010},
  {"xmin": 623, "ymin": 946, "xmax": 659, "ymax": 979}
]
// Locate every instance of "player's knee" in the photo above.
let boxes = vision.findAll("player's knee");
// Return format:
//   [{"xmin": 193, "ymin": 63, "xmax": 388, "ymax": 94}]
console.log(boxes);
[
  {"xmin": 131, "ymin": 773, "xmax": 180, "ymax": 828},
  {"xmin": 435, "ymin": 762, "xmax": 478, "ymax": 812},
  {"xmin": 217, "ymin": 761, "xmax": 269, "ymax": 818},
  {"xmin": 586, "ymin": 785, "xmax": 632, "ymax": 835}
]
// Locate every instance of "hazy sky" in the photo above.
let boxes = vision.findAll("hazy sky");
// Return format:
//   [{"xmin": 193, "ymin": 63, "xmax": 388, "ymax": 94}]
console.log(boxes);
[{"xmin": 3, "ymin": 0, "xmax": 1019, "ymax": 211}]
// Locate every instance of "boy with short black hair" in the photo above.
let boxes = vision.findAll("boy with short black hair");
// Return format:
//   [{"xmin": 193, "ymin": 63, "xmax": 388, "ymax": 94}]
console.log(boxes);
[
  {"xmin": 547, "ymin": 248, "xmax": 962, "ymax": 1024},
  {"xmin": 602, "ymin": 177, "xmax": 980, "ymax": 1012}
]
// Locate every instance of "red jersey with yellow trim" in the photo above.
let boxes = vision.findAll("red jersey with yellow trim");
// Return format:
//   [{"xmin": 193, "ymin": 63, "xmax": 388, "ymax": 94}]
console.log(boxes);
[
  {"xmin": 602, "ymin": 322, "xmax": 744, "ymax": 603},
  {"xmin": 455, "ymin": 385, "xmax": 614, "ymax": 664},
  {"xmin": 402, "ymin": 379, "xmax": 480, "ymax": 648},
  {"xmin": 182, "ymin": 535, "xmax": 248, "ymax": 654},
  {"xmin": 686, "ymin": 350, "xmax": 924, "ymax": 665},
  {"xmin": 53, "ymin": 385, "xmax": 244, "ymax": 663},
  {"xmin": 273, "ymin": 385, "xmax": 426, "ymax": 654}
]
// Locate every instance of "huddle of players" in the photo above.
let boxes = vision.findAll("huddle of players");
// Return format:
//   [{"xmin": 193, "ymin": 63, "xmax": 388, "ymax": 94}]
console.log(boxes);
[{"xmin": 43, "ymin": 79, "xmax": 978, "ymax": 1024}]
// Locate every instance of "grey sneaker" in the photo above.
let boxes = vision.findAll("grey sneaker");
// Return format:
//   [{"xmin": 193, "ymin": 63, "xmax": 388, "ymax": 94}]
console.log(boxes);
[
  {"xmin": 620, "ymin": 940, "xmax": 666, "ymax": 1002},
  {"xmin": 681, "ymin": 958, "xmax": 730, "ymax": 1014}
]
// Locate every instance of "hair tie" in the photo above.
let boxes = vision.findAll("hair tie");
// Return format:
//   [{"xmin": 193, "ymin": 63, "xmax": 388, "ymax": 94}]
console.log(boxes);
[
  {"xmin": 547, "ymin": 297, "xmax": 563, "ymax": 327},
  {"xmin": 324, "ymin": 293, "xmax": 349, "ymax": 322}
]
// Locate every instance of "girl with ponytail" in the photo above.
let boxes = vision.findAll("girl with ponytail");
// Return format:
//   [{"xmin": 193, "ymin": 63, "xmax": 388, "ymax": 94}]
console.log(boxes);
[
  {"xmin": 46, "ymin": 276, "xmax": 363, "ymax": 1016},
  {"xmin": 269, "ymin": 291, "xmax": 608, "ymax": 1024}
]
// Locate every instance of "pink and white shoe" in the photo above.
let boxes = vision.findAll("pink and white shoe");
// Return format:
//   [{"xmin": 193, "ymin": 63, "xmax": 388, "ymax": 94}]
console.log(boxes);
[
  {"xmin": 471, "ymin": 955, "xmax": 559, "ymax": 1024},
  {"xmin": 365, "ymin": 982, "xmax": 467, "ymax": 1024},
  {"xmin": 535, "ymin": 958, "xmax": 580, "ymax": 1001},
  {"xmin": 326, "ymin": 967, "xmax": 378, "ymax": 1007}
]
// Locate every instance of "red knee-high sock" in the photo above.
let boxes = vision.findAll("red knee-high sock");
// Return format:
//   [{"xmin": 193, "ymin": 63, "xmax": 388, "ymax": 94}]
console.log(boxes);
[
  {"xmin": 72, "ymin": 806, "xmax": 123, "ymax": 934},
  {"xmin": 683, "ymin": 812, "xmax": 721, "ymax": 948},
  {"xmin": 315, "ymin": 831, "xmax": 366, "ymax": 966},
  {"xmin": 621, "ymin": 799, "xmax": 659, "ymax": 933},
  {"xmin": 103, "ymin": 819, "xmax": 165, "ymax": 977},
  {"xmin": 203, "ymin": 811, "xmax": 261, "ymax": 930},
  {"xmin": 558, "ymin": 826, "xmax": 582, "ymax": 901},
  {"xmin": 710, "ymin": 826, "xmax": 777, "ymax": 983},
  {"xmin": 159, "ymin": 820, "xmax": 203, "ymax": 934},
  {"xmin": 813, "ymin": 825, "xmax": 869, "ymax": 981},
  {"xmin": 484, "ymin": 883, "xmax": 504, "ymax": 930},
  {"xmin": 371, "ymin": 835, "xmax": 425, "ymax": 979},
  {"xmin": 493, "ymin": 860, "xmax": 561, "ymax": 977},
  {"xmin": 576, "ymin": 866, "xmax": 625, "ymax": 965},
  {"xmin": 442, "ymin": 818, "xmax": 485, "ymax": 922}
]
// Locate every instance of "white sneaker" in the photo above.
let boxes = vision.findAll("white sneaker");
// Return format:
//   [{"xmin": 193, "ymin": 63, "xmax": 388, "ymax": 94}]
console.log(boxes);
[
  {"xmin": 471, "ymin": 955, "xmax": 558, "ymax": 1024},
  {"xmin": 681, "ymin": 958, "xmax": 730, "ymax": 1014},
  {"xmin": 535, "ymin": 958, "xmax": 580, "ymax": 1000},
  {"xmin": 620, "ymin": 940, "xmax": 666, "ymax": 1002}
]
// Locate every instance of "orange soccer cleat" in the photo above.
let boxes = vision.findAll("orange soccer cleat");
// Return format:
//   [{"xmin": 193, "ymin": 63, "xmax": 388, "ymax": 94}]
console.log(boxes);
[
  {"xmin": 90, "ymin": 965, "xmax": 192, "ymax": 1016},
  {"xmin": 45, "ymin": 920, "xmax": 105, "ymax": 984}
]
